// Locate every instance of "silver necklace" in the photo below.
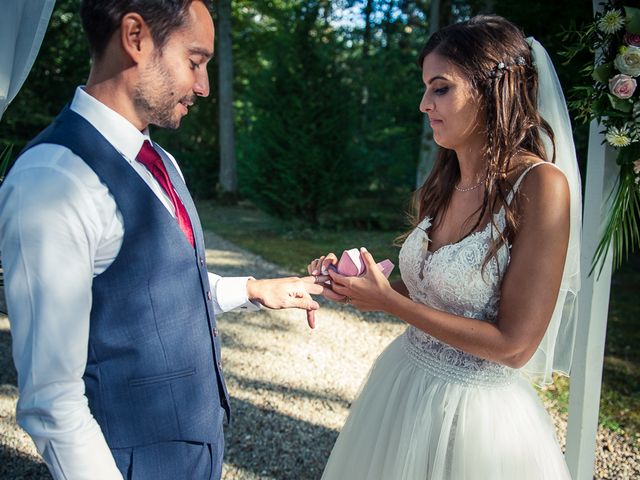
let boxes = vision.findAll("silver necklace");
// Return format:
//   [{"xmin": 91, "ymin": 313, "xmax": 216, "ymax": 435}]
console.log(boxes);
[{"xmin": 454, "ymin": 177, "xmax": 486, "ymax": 192}]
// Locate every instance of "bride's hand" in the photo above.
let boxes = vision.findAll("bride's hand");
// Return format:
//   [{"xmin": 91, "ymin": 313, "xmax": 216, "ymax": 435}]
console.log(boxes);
[
  {"xmin": 328, "ymin": 248, "xmax": 394, "ymax": 312},
  {"xmin": 307, "ymin": 253, "xmax": 347, "ymax": 303},
  {"xmin": 307, "ymin": 253, "xmax": 338, "ymax": 276}
]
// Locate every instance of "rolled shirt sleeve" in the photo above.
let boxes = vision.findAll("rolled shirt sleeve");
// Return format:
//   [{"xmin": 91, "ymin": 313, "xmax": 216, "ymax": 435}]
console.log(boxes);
[{"xmin": 207, "ymin": 273, "xmax": 261, "ymax": 314}]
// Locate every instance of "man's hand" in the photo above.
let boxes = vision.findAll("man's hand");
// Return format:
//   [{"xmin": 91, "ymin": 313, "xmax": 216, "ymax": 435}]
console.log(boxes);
[{"xmin": 246, "ymin": 277, "xmax": 324, "ymax": 328}]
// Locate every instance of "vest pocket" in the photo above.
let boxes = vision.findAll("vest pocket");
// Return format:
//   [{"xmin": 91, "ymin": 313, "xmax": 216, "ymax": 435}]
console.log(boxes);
[{"xmin": 128, "ymin": 368, "xmax": 196, "ymax": 387}]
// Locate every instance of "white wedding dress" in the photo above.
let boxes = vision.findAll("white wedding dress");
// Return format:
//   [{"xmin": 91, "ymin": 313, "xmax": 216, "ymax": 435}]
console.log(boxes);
[{"xmin": 322, "ymin": 165, "xmax": 571, "ymax": 480}]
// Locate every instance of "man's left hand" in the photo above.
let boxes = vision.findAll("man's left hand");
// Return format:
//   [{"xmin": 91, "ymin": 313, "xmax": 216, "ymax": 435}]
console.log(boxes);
[{"xmin": 246, "ymin": 277, "xmax": 325, "ymax": 328}]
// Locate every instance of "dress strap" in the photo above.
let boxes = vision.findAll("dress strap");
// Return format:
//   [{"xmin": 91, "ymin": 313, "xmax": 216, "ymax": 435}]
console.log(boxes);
[{"xmin": 506, "ymin": 162, "xmax": 557, "ymax": 204}]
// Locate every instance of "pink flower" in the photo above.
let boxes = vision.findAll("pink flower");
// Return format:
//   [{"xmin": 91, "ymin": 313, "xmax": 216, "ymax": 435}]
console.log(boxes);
[
  {"xmin": 625, "ymin": 33, "xmax": 640, "ymax": 48},
  {"xmin": 634, "ymin": 159, "xmax": 640, "ymax": 175},
  {"xmin": 609, "ymin": 74, "xmax": 637, "ymax": 99}
]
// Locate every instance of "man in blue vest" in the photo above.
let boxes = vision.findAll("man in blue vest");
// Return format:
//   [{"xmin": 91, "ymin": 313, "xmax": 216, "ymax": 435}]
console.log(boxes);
[{"xmin": 0, "ymin": 1, "xmax": 325, "ymax": 478}]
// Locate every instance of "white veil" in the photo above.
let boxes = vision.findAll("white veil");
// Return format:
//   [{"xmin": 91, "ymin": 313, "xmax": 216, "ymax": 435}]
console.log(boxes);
[{"xmin": 521, "ymin": 38, "xmax": 582, "ymax": 386}]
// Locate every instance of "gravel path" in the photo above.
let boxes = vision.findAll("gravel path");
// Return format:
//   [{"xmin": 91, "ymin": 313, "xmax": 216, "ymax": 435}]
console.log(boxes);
[{"xmin": 0, "ymin": 230, "xmax": 638, "ymax": 479}]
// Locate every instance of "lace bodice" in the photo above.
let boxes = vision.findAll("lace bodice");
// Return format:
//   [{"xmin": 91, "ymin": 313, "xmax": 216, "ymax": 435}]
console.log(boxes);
[
  {"xmin": 398, "ymin": 209, "xmax": 515, "ymax": 386},
  {"xmin": 399, "ymin": 213, "xmax": 509, "ymax": 321}
]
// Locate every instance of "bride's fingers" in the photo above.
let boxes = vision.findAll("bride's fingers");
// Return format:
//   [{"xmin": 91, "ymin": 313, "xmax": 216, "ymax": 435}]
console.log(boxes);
[
  {"xmin": 331, "ymin": 282, "xmax": 350, "ymax": 297},
  {"xmin": 328, "ymin": 269, "xmax": 349, "ymax": 287},
  {"xmin": 323, "ymin": 289, "xmax": 346, "ymax": 302},
  {"xmin": 311, "ymin": 256, "xmax": 326, "ymax": 275},
  {"xmin": 321, "ymin": 253, "xmax": 338, "ymax": 273}
]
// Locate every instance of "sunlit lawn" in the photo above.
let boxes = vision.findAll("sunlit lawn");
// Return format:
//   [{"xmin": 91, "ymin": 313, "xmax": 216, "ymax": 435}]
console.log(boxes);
[
  {"xmin": 198, "ymin": 200, "xmax": 640, "ymax": 439},
  {"xmin": 197, "ymin": 200, "xmax": 404, "ymax": 281}
]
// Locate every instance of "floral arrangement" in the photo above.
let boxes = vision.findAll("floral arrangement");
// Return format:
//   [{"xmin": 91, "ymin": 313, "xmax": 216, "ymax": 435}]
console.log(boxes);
[{"xmin": 562, "ymin": 1, "xmax": 640, "ymax": 275}]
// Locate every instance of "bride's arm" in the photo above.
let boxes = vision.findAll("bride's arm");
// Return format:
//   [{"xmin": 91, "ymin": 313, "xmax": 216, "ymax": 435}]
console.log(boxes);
[{"xmin": 330, "ymin": 166, "xmax": 570, "ymax": 369}]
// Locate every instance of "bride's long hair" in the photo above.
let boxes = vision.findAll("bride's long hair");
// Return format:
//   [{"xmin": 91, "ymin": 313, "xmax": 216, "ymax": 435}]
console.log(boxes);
[{"xmin": 411, "ymin": 15, "xmax": 555, "ymax": 267}]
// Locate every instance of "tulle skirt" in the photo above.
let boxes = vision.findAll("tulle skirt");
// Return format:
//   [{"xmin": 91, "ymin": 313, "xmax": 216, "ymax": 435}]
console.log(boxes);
[{"xmin": 321, "ymin": 329, "xmax": 571, "ymax": 480}]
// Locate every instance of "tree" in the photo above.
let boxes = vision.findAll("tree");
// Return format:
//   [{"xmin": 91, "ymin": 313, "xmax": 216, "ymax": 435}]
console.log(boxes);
[
  {"xmin": 415, "ymin": 0, "xmax": 440, "ymax": 188},
  {"xmin": 215, "ymin": 0, "xmax": 238, "ymax": 200},
  {"xmin": 239, "ymin": 1, "xmax": 357, "ymax": 222}
]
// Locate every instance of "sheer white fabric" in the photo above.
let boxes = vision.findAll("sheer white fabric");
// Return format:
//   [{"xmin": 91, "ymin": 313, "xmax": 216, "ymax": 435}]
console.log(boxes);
[
  {"xmin": 321, "ymin": 169, "xmax": 571, "ymax": 480},
  {"xmin": 522, "ymin": 38, "xmax": 582, "ymax": 386},
  {"xmin": 0, "ymin": 0, "xmax": 55, "ymax": 120}
]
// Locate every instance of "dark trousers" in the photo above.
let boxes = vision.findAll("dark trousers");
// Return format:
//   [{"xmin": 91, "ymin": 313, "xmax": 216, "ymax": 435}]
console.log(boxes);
[{"xmin": 111, "ymin": 432, "xmax": 224, "ymax": 480}]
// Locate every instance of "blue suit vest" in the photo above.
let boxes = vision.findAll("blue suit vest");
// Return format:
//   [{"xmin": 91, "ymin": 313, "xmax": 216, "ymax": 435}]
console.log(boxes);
[{"xmin": 24, "ymin": 107, "xmax": 230, "ymax": 449}]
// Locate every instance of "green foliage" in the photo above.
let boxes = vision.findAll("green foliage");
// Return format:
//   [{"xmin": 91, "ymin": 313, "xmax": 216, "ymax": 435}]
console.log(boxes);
[
  {"xmin": 0, "ymin": 0, "xmax": 602, "ymax": 227},
  {"xmin": 197, "ymin": 200, "xmax": 403, "ymax": 278},
  {"xmin": 238, "ymin": 2, "xmax": 357, "ymax": 221},
  {"xmin": 152, "ymin": 99, "xmax": 220, "ymax": 199},
  {"xmin": 2, "ymin": 0, "xmax": 89, "ymax": 149}
]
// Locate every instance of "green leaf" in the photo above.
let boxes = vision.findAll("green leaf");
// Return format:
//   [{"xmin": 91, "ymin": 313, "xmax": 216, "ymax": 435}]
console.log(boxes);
[
  {"xmin": 592, "ymin": 63, "xmax": 613, "ymax": 84},
  {"xmin": 618, "ymin": 142, "xmax": 640, "ymax": 165},
  {"xmin": 591, "ymin": 165, "xmax": 640, "ymax": 277},
  {"xmin": 625, "ymin": 7, "xmax": 640, "ymax": 35},
  {"xmin": 607, "ymin": 94, "xmax": 634, "ymax": 112}
]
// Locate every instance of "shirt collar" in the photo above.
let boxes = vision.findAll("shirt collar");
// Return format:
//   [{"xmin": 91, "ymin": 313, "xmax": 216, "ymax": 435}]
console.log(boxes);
[{"xmin": 69, "ymin": 86, "xmax": 151, "ymax": 162}]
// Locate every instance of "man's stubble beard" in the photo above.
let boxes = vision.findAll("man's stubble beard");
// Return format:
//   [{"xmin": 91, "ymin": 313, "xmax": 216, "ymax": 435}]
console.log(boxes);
[{"xmin": 133, "ymin": 55, "xmax": 182, "ymax": 130}]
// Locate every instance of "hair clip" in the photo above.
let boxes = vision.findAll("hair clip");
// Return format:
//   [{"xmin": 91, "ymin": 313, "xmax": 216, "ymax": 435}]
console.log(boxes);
[
  {"xmin": 515, "ymin": 56, "xmax": 526, "ymax": 66},
  {"xmin": 489, "ymin": 61, "xmax": 507, "ymax": 78}
]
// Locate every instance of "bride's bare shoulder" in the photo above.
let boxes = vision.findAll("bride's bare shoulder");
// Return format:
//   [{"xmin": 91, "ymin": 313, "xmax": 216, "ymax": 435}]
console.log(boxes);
[{"xmin": 512, "ymin": 155, "xmax": 569, "ymax": 219}]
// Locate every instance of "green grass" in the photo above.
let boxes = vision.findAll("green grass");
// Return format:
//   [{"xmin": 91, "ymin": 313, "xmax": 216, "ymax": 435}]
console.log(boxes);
[
  {"xmin": 198, "ymin": 200, "xmax": 640, "ymax": 438},
  {"xmin": 197, "ymin": 200, "xmax": 404, "ymax": 280}
]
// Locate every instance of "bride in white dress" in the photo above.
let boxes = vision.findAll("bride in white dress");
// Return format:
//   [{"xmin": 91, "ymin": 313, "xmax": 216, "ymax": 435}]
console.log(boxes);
[{"xmin": 309, "ymin": 15, "xmax": 581, "ymax": 480}]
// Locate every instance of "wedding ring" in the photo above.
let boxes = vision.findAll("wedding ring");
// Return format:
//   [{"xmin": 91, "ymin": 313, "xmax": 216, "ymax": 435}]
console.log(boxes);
[{"xmin": 313, "ymin": 275, "xmax": 319, "ymax": 284}]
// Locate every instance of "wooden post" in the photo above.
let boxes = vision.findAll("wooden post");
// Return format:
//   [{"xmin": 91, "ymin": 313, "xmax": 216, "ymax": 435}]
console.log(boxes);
[{"xmin": 565, "ymin": 116, "xmax": 618, "ymax": 478}]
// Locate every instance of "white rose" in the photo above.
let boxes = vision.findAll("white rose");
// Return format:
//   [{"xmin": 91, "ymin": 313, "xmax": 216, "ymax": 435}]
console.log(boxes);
[{"xmin": 614, "ymin": 46, "xmax": 640, "ymax": 77}]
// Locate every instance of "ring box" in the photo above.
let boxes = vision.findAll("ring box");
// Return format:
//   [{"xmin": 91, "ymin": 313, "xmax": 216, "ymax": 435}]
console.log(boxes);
[{"xmin": 328, "ymin": 248, "xmax": 394, "ymax": 278}]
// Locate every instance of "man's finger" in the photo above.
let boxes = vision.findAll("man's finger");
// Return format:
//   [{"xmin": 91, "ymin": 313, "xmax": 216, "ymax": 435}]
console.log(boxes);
[
  {"xmin": 301, "ymin": 274, "xmax": 330, "ymax": 286},
  {"xmin": 287, "ymin": 293, "xmax": 320, "ymax": 311},
  {"xmin": 298, "ymin": 278, "xmax": 325, "ymax": 296},
  {"xmin": 286, "ymin": 284, "xmax": 323, "ymax": 310},
  {"xmin": 306, "ymin": 309, "xmax": 316, "ymax": 329}
]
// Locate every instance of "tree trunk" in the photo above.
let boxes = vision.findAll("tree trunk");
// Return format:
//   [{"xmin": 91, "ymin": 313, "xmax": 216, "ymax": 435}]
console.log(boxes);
[
  {"xmin": 415, "ymin": 0, "xmax": 440, "ymax": 188},
  {"xmin": 360, "ymin": 0, "xmax": 374, "ymax": 130},
  {"xmin": 216, "ymin": 0, "xmax": 237, "ymax": 198}
]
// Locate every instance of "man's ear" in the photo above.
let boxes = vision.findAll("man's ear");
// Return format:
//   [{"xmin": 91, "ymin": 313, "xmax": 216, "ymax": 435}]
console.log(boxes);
[{"xmin": 120, "ymin": 12, "xmax": 154, "ymax": 63}]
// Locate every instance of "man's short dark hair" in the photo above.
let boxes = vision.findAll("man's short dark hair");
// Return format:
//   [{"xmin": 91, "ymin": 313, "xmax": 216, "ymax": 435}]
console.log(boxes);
[{"xmin": 80, "ymin": 0, "xmax": 212, "ymax": 59}]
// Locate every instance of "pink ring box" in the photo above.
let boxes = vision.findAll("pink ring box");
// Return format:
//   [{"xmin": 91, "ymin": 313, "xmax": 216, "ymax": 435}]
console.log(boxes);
[{"xmin": 334, "ymin": 248, "xmax": 394, "ymax": 278}]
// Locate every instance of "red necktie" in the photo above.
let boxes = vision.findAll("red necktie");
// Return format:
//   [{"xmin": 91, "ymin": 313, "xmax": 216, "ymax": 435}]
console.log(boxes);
[{"xmin": 136, "ymin": 140, "xmax": 195, "ymax": 247}]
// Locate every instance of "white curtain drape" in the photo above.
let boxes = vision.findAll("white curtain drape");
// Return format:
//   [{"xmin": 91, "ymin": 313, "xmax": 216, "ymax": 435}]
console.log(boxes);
[{"xmin": 0, "ymin": 0, "xmax": 56, "ymax": 121}]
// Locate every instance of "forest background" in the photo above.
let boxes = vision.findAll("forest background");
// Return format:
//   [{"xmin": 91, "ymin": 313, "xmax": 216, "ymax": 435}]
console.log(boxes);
[{"xmin": 0, "ymin": 0, "xmax": 638, "ymax": 442}]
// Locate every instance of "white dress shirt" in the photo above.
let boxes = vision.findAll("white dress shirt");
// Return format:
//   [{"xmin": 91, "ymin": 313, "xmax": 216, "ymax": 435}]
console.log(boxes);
[{"xmin": 0, "ymin": 87, "xmax": 257, "ymax": 479}]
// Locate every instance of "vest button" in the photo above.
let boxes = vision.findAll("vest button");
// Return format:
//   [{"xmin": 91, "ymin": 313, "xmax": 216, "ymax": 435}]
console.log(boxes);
[
  {"xmin": 217, "ymin": 361, "xmax": 222, "ymax": 369},
  {"xmin": 207, "ymin": 291, "xmax": 212, "ymax": 301},
  {"xmin": 212, "ymin": 327, "xmax": 218, "ymax": 337},
  {"xmin": 199, "ymin": 257, "xmax": 205, "ymax": 266}
]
